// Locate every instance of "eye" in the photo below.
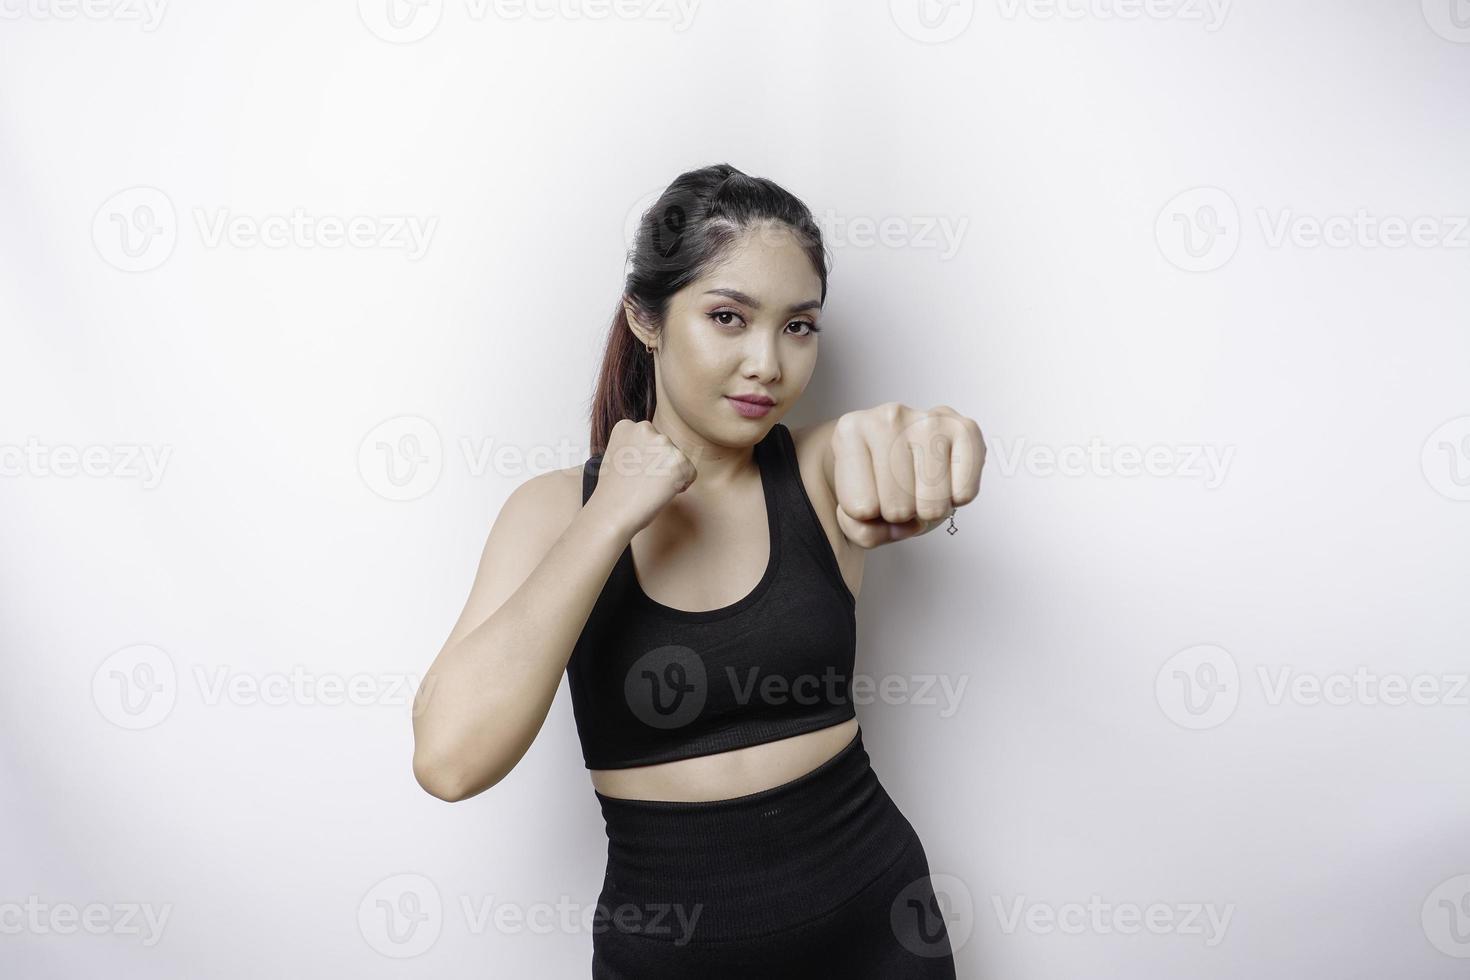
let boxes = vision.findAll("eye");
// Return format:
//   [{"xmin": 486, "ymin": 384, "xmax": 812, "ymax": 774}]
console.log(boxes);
[{"xmin": 708, "ymin": 309, "xmax": 821, "ymax": 337}]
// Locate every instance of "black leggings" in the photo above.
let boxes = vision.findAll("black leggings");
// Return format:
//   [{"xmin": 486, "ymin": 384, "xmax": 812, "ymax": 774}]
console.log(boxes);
[{"xmin": 589, "ymin": 727, "xmax": 958, "ymax": 978}]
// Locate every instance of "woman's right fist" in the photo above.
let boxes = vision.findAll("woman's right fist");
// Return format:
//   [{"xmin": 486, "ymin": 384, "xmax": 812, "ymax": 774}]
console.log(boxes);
[{"xmin": 589, "ymin": 419, "xmax": 697, "ymax": 537}]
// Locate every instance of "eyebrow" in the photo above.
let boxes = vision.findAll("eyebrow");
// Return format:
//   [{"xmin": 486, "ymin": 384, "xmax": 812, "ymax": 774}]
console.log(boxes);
[{"xmin": 703, "ymin": 288, "xmax": 822, "ymax": 314}]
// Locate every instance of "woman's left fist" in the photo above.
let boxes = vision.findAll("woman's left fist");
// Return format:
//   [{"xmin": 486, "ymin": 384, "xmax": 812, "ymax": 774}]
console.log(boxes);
[{"xmin": 830, "ymin": 402, "xmax": 984, "ymax": 548}]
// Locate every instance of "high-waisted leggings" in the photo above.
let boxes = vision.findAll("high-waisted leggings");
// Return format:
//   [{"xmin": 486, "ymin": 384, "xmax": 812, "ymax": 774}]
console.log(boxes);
[{"xmin": 589, "ymin": 726, "xmax": 958, "ymax": 978}]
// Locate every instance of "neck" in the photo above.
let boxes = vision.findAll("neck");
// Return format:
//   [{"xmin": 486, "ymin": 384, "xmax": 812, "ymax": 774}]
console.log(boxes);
[{"xmin": 646, "ymin": 408, "xmax": 763, "ymax": 493}]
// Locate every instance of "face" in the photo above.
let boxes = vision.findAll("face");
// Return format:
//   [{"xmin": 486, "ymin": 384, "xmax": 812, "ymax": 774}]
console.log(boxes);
[{"xmin": 630, "ymin": 220, "xmax": 824, "ymax": 449}]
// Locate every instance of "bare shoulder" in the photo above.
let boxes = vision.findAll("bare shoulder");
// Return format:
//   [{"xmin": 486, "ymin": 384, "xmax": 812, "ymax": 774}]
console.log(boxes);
[
  {"xmin": 786, "ymin": 418, "xmax": 864, "ymax": 599},
  {"xmin": 509, "ymin": 461, "xmax": 586, "ymax": 536},
  {"xmin": 440, "ymin": 461, "xmax": 587, "ymax": 650}
]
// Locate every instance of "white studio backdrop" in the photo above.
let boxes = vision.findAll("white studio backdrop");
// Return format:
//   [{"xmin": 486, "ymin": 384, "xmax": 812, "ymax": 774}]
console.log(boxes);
[{"xmin": 3, "ymin": 2, "xmax": 1468, "ymax": 977}]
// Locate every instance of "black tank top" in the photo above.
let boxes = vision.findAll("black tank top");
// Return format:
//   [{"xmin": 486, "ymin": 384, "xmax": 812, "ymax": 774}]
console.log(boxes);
[{"xmin": 566, "ymin": 422, "xmax": 857, "ymax": 770}]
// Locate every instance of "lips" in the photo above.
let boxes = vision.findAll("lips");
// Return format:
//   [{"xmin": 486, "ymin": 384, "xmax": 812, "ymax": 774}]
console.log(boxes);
[{"xmin": 727, "ymin": 394, "xmax": 775, "ymax": 406}]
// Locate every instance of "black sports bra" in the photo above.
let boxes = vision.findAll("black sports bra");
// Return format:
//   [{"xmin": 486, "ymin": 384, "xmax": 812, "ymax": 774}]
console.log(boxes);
[{"xmin": 565, "ymin": 422, "xmax": 857, "ymax": 770}]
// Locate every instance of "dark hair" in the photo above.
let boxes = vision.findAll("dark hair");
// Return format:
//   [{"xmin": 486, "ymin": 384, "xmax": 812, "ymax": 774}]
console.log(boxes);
[{"xmin": 587, "ymin": 163, "xmax": 829, "ymax": 455}]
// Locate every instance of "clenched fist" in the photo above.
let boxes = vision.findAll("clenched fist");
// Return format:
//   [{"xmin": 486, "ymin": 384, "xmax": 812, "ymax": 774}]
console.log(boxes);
[{"xmin": 830, "ymin": 402, "xmax": 984, "ymax": 549}]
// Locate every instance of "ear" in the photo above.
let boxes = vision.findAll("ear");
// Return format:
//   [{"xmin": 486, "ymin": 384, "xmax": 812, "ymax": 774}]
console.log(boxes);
[{"xmin": 623, "ymin": 297, "xmax": 655, "ymax": 348}]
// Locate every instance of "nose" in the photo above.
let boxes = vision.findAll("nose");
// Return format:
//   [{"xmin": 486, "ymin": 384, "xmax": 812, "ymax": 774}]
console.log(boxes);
[{"xmin": 742, "ymin": 332, "xmax": 781, "ymax": 384}]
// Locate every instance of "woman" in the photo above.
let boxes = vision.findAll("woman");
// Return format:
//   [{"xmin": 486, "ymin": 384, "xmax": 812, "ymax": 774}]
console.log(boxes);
[{"xmin": 412, "ymin": 164, "xmax": 983, "ymax": 977}]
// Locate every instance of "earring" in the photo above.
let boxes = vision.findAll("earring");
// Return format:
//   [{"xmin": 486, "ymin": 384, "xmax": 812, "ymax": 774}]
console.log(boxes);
[{"xmin": 645, "ymin": 343, "xmax": 655, "ymax": 354}]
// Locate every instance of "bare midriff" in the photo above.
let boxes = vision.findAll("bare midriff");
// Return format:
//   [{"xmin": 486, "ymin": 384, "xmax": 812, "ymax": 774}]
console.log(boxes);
[{"xmin": 589, "ymin": 717, "xmax": 860, "ymax": 802}]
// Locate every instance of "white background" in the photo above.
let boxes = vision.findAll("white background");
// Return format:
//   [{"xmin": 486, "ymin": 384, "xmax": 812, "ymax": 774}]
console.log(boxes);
[{"xmin": 3, "ymin": 1, "xmax": 1469, "ymax": 977}]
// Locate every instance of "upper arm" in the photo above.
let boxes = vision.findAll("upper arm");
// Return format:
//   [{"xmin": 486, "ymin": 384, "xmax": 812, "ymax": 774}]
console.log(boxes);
[
  {"xmin": 439, "ymin": 464, "xmax": 584, "ymax": 653},
  {"xmin": 789, "ymin": 418, "xmax": 865, "ymax": 597}
]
